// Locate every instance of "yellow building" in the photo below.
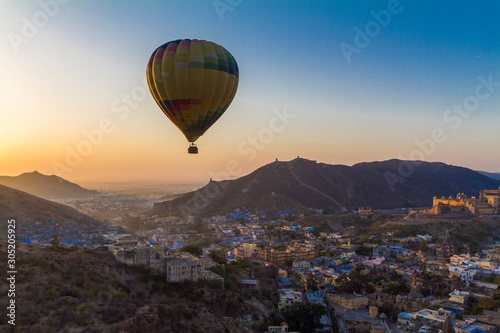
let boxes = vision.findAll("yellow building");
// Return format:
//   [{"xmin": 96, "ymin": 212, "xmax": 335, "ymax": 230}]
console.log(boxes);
[
  {"xmin": 278, "ymin": 268, "xmax": 288, "ymax": 278},
  {"xmin": 257, "ymin": 245, "xmax": 314, "ymax": 264},
  {"xmin": 369, "ymin": 306, "xmax": 378, "ymax": 319},
  {"xmin": 327, "ymin": 293, "xmax": 368, "ymax": 310},
  {"xmin": 412, "ymin": 308, "xmax": 454, "ymax": 323},
  {"xmin": 234, "ymin": 243, "xmax": 258, "ymax": 261}
]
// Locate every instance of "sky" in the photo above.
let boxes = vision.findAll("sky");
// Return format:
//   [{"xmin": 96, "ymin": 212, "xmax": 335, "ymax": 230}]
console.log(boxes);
[{"xmin": 1, "ymin": 0, "xmax": 499, "ymax": 186}]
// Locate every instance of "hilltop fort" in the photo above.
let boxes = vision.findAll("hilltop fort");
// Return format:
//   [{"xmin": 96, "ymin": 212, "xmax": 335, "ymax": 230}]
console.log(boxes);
[{"xmin": 431, "ymin": 187, "xmax": 500, "ymax": 215}]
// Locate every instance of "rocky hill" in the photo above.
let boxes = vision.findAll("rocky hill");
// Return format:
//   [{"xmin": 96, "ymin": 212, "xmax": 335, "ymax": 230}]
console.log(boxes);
[
  {"xmin": 0, "ymin": 171, "xmax": 99, "ymax": 200},
  {"xmin": 478, "ymin": 171, "xmax": 500, "ymax": 181},
  {"xmin": 153, "ymin": 158, "xmax": 500, "ymax": 216},
  {"xmin": 0, "ymin": 243, "xmax": 256, "ymax": 332},
  {"xmin": 0, "ymin": 184, "xmax": 104, "ymax": 228}
]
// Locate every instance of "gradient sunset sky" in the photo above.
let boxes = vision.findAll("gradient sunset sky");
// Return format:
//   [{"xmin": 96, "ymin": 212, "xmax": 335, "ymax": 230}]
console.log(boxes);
[{"xmin": 1, "ymin": 0, "xmax": 499, "ymax": 184}]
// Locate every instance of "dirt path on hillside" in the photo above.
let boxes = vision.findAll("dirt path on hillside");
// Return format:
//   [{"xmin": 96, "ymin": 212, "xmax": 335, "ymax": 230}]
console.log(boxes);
[{"xmin": 288, "ymin": 165, "xmax": 343, "ymax": 208}]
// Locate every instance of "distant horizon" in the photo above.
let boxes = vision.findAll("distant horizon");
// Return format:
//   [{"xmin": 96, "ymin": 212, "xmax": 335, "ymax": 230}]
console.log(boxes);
[{"xmin": 2, "ymin": 156, "xmax": 499, "ymax": 187}]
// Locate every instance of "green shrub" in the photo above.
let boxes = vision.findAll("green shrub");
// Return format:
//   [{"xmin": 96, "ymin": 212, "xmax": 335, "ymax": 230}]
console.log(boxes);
[{"xmin": 113, "ymin": 291, "xmax": 128, "ymax": 298}]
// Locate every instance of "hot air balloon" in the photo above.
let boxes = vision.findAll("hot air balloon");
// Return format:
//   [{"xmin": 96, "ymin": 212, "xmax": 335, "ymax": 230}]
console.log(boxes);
[{"xmin": 146, "ymin": 39, "xmax": 239, "ymax": 154}]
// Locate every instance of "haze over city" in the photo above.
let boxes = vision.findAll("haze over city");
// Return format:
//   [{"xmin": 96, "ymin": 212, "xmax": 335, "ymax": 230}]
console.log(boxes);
[{"xmin": 1, "ymin": 0, "xmax": 499, "ymax": 185}]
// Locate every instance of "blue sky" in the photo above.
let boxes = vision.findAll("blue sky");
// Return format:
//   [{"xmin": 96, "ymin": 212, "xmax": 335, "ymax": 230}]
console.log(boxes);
[{"xmin": 1, "ymin": 0, "xmax": 499, "ymax": 183}]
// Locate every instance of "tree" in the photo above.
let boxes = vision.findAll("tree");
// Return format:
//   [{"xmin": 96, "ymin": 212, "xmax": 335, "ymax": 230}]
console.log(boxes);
[
  {"xmin": 319, "ymin": 250, "xmax": 331, "ymax": 257},
  {"xmin": 386, "ymin": 281, "xmax": 410, "ymax": 295},
  {"xmin": 181, "ymin": 245, "xmax": 203, "ymax": 257},
  {"xmin": 482, "ymin": 276, "xmax": 495, "ymax": 283},
  {"xmin": 192, "ymin": 216, "xmax": 206, "ymax": 232},
  {"xmin": 209, "ymin": 249, "xmax": 227, "ymax": 265},
  {"xmin": 378, "ymin": 302, "xmax": 394, "ymax": 318},
  {"xmin": 389, "ymin": 271, "xmax": 402, "ymax": 281},
  {"xmin": 336, "ymin": 269, "xmax": 374, "ymax": 294},
  {"xmin": 372, "ymin": 276, "xmax": 387, "ymax": 285},
  {"xmin": 355, "ymin": 246, "xmax": 372, "ymax": 257},
  {"xmin": 275, "ymin": 244, "xmax": 287, "ymax": 251},
  {"xmin": 49, "ymin": 234, "xmax": 61, "ymax": 248},
  {"xmin": 478, "ymin": 297, "xmax": 500, "ymax": 310},
  {"xmin": 281, "ymin": 303, "xmax": 327, "ymax": 333},
  {"xmin": 336, "ymin": 275, "xmax": 361, "ymax": 294},
  {"xmin": 306, "ymin": 275, "xmax": 318, "ymax": 291}
]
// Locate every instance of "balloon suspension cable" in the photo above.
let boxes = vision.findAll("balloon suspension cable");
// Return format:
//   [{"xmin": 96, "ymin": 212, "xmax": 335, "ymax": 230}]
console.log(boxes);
[{"xmin": 188, "ymin": 143, "xmax": 198, "ymax": 154}]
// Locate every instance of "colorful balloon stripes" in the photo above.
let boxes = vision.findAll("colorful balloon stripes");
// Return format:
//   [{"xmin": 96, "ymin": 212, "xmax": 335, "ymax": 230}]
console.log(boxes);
[{"xmin": 147, "ymin": 39, "xmax": 239, "ymax": 143}]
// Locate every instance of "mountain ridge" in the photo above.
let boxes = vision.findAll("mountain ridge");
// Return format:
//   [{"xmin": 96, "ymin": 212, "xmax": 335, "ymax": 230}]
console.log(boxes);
[
  {"xmin": 153, "ymin": 158, "xmax": 500, "ymax": 216},
  {"xmin": 478, "ymin": 171, "xmax": 500, "ymax": 181},
  {"xmin": 0, "ymin": 171, "xmax": 99, "ymax": 200}
]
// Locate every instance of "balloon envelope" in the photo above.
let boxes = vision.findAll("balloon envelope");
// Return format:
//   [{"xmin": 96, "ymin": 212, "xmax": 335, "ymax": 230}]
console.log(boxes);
[{"xmin": 146, "ymin": 39, "xmax": 239, "ymax": 143}]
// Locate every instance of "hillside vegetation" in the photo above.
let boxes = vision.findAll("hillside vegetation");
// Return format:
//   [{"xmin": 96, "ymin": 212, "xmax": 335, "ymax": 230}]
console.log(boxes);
[{"xmin": 0, "ymin": 243, "xmax": 267, "ymax": 332}]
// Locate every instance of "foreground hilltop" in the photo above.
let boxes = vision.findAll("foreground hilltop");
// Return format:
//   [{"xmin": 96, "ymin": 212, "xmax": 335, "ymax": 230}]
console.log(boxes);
[
  {"xmin": 0, "ymin": 171, "xmax": 99, "ymax": 200},
  {"xmin": 0, "ymin": 243, "xmax": 253, "ymax": 332},
  {"xmin": 153, "ymin": 158, "xmax": 500, "ymax": 216}
]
